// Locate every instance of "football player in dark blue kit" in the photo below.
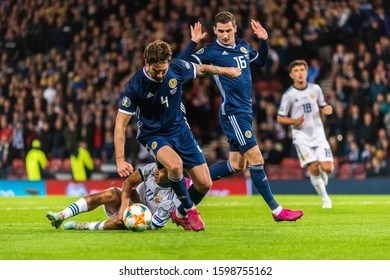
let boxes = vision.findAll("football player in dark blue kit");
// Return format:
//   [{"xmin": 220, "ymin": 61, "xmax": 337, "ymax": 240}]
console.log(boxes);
[
  {"xmin": 114, "ymin": 39, "xmax": 241, "ymax": 231},
  {"xmin": 179, "ymin": 12, "xmax": 303, "ymax": 222}
]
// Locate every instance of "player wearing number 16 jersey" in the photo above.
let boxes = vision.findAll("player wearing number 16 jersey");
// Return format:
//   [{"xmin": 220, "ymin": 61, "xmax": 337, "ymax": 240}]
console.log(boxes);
[
  {"xmin": 277, "ymin": 60, "xmax": 333, "ymax": 208},
  {"xmin": 179, "ymin": 12, "xmax": 303, "ymax": 222}
]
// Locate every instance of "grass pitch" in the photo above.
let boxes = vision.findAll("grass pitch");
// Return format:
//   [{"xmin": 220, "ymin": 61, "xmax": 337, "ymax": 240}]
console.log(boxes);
[{"xmin": 0, "ymin": 195, "xmax": 389, "ymax": 260}]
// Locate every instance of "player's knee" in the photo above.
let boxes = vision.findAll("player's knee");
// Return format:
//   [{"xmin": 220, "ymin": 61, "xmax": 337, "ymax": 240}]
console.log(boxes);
[
  {"xmin": 308, "ymin": 162, "xmax": 320, "ymax": 175},
  {"xmin": 104, "ymin": 188, "xmax": 120, "ymax": 203},
  {"xmin": 321, "ymin": 165, "xmax": 334, "ymax": 174},
  {"xmin": 196, "ymin": 180, "xmax": 212, "ymax": 194},
  {"xmin": 164, "ymin": 161, "xmax": 183, "ymax": 176}
]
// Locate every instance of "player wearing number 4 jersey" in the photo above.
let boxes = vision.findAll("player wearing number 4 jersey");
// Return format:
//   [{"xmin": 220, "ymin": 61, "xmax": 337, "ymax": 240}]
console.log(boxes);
[
  {"xmin": 180, "ymin": 12, "xmax": 303, "ymax": 221},
  {"xmin": 277, "ymin": 60, "xmax": 333, "ymax": 208},
  {"xmin": 114, "ymin": 40, "xmax": 241, "ymax": 231},
  {"xmin": 46, "ymin": 163, "xmax": 190, "ymax": 230}
]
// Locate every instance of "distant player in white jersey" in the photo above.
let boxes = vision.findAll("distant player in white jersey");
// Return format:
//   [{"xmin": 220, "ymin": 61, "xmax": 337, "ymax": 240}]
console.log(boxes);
[
  {"xmin": 277, "ymin": 60, "xmax": 333, "ymax": 208},
  {"xmin": 46, "ymin": 163, "xmax": 188, "ymax": 230}
]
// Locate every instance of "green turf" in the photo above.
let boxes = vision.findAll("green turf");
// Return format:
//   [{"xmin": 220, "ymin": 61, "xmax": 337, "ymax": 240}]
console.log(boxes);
[{"xmin": 0, "ymin": 195, "xmax": 389, "ymax": 260}]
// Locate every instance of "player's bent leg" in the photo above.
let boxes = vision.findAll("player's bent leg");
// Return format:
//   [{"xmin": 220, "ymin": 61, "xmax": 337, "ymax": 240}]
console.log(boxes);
[{"xmin": 186, "ymin": 163, "xmax": 212, "ymax": 194}]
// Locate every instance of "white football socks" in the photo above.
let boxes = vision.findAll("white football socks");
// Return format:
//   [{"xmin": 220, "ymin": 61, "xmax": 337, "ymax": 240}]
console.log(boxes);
[
  {"xmin": 60, "ymin": 198, "xmax": 88, "ymax": 219},
  {"xmin": 310, "ymin": 175, "xmax": 329, "ymax": 200}
]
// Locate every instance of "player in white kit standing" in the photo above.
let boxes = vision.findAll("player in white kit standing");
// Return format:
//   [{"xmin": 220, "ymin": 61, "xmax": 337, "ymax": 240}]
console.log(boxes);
[{"xmin": 277, "ymin": 60, "xmax": 333, "ymax": 208}]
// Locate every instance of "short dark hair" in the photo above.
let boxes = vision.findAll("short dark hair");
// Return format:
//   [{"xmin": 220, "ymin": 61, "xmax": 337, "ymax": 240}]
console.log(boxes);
[
  {"xmin": 215, "ymin": 11, "xmax": 236, "ymax": 26},
  {"xmin": 289, "ymin": 59, "xmax": 308, "ymax": 72},
  {"xmin": 144, "ymin": 40, "xmax": 172, "ymax": 65}
]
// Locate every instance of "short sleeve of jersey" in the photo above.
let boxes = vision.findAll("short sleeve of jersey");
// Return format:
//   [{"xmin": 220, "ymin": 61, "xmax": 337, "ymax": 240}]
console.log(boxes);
[
  {"xmin": 170, "ymin": 59, "xmax": 196, "ymax": 81},
  {"xmin": 314, "ymin": 84, "xmax": 327, "ymax": 107},
  {"xmin": 278, "ymin": 92, "xmax": 292, "ymax": 116},
  {"xmin": 138, "ymin": 163, "xmax": 156, "ymax": 181},
  {"xmin": 119, "ymin": 82, "xmax": 137, "ymax": 115},
  {"xmin": 191, "ymin": 46, "xmax": 212, "ymax": 65}
]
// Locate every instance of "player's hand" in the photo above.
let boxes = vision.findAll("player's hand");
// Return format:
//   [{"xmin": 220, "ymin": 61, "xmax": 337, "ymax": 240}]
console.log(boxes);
[
  {"xmin": 117, "ymin": 159, "xmax": 134, "ymax": 177},
  {"xmin": 251, "ymin": 19, "xmax": 268, "ymax": 40},
  {"xmin": 190, "ymin": 22, "xmax": 207, "ymax": 43},
  {"xmin": 321, "ymin": 104, "xmax": 333, "ymax": 115},
  {"xmin": 225, "ymin": 67, "xmax": 242, "ymax": 79},
  {"xmin": 294, "ymin": 115, "xmax": 305, "ymax": 127}
]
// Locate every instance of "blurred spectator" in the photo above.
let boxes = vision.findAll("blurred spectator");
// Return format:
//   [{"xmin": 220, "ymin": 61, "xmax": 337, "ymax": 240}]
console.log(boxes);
[
  {"xmin": 0, "ymin": 134, "xmax": 14, "ymax": 178},
  {"xmin": 25, "ymin": 139, "xmax": 51, "ymax": 180},
  {"xmin": 366, "ymin": 156, "xmax": 387, "ymax": 177},
  {"xmin": 70, "ymin": 139, "xmax": 94, "ymax": 181}
]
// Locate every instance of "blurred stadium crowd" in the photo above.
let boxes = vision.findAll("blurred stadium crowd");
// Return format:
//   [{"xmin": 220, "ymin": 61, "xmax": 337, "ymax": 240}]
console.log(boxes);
[{"xmin": 0, "ymin": 0, "xmax": 389, "ymax": 179}]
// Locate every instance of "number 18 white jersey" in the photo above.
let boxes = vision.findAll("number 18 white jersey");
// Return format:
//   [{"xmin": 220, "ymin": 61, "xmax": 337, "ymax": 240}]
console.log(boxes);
[{"xmin": 278, "ymin": 83, "xmax": 328, "ymax": 147}]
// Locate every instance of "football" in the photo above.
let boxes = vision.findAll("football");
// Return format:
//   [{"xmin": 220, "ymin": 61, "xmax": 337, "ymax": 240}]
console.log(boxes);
[{"xmin": 123, "ymin": 203, "xmax": 152, "ymax": 232}]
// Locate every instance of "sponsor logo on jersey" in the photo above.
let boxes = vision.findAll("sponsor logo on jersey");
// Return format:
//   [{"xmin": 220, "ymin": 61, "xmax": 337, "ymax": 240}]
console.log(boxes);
[
  {"xmin": 195, "ymin": 48, "xmax": 204, "ymax": 54},
  {"xmin": 222, "ymin": 50, "xmax": 229, "ymax": 55},
  {"xmin": 170, "ymin": 88, "xmax": 177, "ymax": 95},
  {"xmin": 245, "ymin": 131, "xmax": 252, "ymax": 138},
  {"xmin": 240, "ymin": 47, "xmax": 248, "ymax": 53},
  {"xmin": 151, "ymin": 141, "xmax": 158, "ymax": 150},
  {"xmin": 121, "ymin": 96, "xmax": 131, "ymax": 107},
  {"xmin": 147, "ymin": 92, "xmax": 154, "ymax": 98},
  {"xmin": 168, "ymin": 78, "xmax": 177, "ymax": 88}
]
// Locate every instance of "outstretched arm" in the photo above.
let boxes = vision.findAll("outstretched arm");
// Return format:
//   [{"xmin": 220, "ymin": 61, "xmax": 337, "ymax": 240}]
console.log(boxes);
[
  {"xmin": 195, "ymin": 64, "xmax": 242, "ymax": 78},
  {"xmin": 114, "ymin": 111, "xmax": 134, "ymax": 177},
  {"xmin": 118, "ymin": 170, "xmax": 143, "ymax": 223}
]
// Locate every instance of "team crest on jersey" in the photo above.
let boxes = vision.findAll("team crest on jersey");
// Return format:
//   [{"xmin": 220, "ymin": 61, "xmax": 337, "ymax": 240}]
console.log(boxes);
[
  {"xmin": 169, "ymin": 78, "xmax": 177, "ymax": 88},
  {"xmin": 151, "ymin": 141, "xmax": 158, "ymax": 150},
  {"xmin": 196, "ymin": 48, "xmax": 204, "ymax": 54},
  {"xmin": 142, "ymin": 168, "xmax": 153, "ymax": 178},
  {"xmin": 153, "ymin": 193, "xmax": 163, "ymax": 203},
  {"xmin": 309, "ymin": 92, "xmax": 316, "ymax": 100},
  {"xmin": 245, "ymin": 131, "xmax": 252, "ymax": 138},
  {"xmin": 240, "ymin": 47, "xmax": 248, "ymax": 53},
  {"xmin": 121, "ymin": 96, "xmax": 131, "ymax": 107}
]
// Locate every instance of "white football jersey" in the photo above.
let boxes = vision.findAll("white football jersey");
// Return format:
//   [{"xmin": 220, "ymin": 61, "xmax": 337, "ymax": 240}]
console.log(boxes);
[
  {"xmin": 136, "ymin": 163, "xmax": 180, "ymax": 229},
  {"xmin": 278, "ymin": 83, "xmax": 328, "ymax": 146}
]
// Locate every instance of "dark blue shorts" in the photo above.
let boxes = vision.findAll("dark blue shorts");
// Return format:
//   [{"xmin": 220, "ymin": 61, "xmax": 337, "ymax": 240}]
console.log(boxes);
[
  {"xmin": 219, "ymin": 112, "xmax": 257, "ymax": 153},
  {"xmin": 139, "ymin": 126, "xmax": 206, "ymax": 169}
]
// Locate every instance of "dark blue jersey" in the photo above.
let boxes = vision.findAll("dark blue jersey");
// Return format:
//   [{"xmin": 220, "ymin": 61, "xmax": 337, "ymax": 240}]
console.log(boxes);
[
  {"xmin": 189, "ymin": 38, "xmax": 268, "ymax": 115},
  {"xmin": 119, "ymin": 59, "xmax": 196, "ymax": 141}
]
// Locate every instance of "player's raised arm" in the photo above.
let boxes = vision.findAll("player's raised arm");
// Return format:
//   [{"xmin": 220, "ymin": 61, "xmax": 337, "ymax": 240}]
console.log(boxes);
[
  {"xmin": 179, "ymin": 22, "xmax": 206, "ymax": 61},
  {"xmin": 251, "ymin": 19, "xmax": 268, "ymax": 40},
  {"xmin": 195, "ymin": 64, "xmax": 242, "ymax": 78},
  {"xmin": 114, "ymin": 111, "xmax": 134, "ymax": 177}
]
